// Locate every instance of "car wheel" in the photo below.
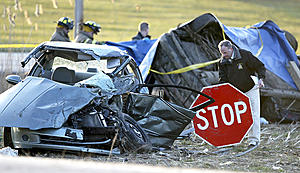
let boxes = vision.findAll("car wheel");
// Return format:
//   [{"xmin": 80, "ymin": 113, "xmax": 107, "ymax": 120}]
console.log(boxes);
[{"xmin": 120, "ymin": 113, "xmax": 152, "ymax": 153}]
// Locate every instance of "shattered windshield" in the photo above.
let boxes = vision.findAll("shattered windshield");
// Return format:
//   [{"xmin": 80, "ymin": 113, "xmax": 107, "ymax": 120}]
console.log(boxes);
[{"xmin": 52, "ymin": 57, "xmax": 114, "ymax": 73}]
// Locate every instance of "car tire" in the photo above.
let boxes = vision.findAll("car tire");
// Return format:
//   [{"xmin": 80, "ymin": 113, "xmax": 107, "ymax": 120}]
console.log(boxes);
[
  {"xmin": 2, "ymin": 127, "xmax": 14, "ymax": 148},
  {"xmin": 120, "ymin": 113, "xmax": 152, "ymax": 153},
  {"xmin": 1, "ymin": 127, "xmax": 30, "ymax": 156}
]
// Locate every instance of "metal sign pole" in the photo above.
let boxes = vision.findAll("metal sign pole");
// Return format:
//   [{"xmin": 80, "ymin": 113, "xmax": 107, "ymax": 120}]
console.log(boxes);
[{"xmin": 74, "ymin": 0, "xmax": 83, "ymax": 38}]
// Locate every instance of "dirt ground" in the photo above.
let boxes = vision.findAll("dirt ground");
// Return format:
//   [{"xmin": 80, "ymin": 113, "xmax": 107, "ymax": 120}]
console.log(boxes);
[{"xmin": 12, "ymin": 122, "xmax": 297, "ymax": 173}]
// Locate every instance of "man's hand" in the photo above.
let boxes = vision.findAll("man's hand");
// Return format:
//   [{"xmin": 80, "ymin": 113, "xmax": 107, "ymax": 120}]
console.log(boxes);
[{"xmin": 258, "ymin": 78, "xmax": 264, "ymax": 88}]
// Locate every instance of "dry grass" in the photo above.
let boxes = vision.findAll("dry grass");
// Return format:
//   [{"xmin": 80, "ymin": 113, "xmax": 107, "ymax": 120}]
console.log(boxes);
[
  {"xmin": 100, "ymin": 123, "xmax": 300, "ymax": 172},
  {"xmin": 0, "ymin": 52, "xmax": 13, "ymax": 93},
  {"xmin": 0, "ymin": 72, "xmax": 11, "ymax": 94},
  {"xmin": 0, "ymin": 52, "xmax": 28, "ymax": 93}
]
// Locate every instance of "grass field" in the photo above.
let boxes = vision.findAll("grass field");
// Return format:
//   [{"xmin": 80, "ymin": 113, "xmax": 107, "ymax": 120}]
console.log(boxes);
[{"xmin": 0, "ymin": 0, "xmax": 300, "ymax": 54}]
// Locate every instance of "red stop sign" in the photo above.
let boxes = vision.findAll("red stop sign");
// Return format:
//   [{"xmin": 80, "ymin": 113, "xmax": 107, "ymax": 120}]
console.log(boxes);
[{"xmin": 190, "ymin": 83, "xmax": 253, "ymax": 147}]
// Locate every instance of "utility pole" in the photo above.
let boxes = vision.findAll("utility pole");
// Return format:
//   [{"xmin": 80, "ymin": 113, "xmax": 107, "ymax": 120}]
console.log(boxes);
[{"xmin": 74, "ymin": 0, "xmax": 83, "ymax": 38}]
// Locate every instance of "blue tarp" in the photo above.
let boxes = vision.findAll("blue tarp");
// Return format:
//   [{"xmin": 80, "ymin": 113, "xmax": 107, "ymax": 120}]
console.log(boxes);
[
  {"xmin": 223, "ymin": 20, "xmax": 299, "ymax": 89},
  {"xmin": 106, "ymin": 39, "xmax": 157, "ymax": 65},
  {"xmin": 106, "ymin": 19, "xmax": 299, "ymax": 90}
]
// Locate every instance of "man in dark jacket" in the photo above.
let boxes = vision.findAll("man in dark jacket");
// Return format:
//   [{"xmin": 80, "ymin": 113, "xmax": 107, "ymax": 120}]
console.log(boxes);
[
  {"xmin": 132, "ymin": 22, "xmax": 151, "ymax": 41},
  {"xmin": 50, "ymin": 17, "xmax": 73, "ymax": 42},
  {"xmin": 218, "ymin": 40, "xmax": 266, "ymax": 147}
]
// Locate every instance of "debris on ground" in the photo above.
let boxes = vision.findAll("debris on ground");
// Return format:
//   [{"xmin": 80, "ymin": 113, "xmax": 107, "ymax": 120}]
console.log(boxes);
[{"xmin": 0, "ymin": 147, "xmax": 18, "ymax": 157}]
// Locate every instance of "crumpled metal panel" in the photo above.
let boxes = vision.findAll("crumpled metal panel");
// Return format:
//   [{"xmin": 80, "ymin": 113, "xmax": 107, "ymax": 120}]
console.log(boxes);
[
  {"xmin": 125, "ymin": 93, "xmax": 196, "ymax": 148},
  {"xmin": 0, "ymin": 76, "xmax": 97, "ymax": 130},
  {"xmin": 45, "ymin": 41, "xmax": 127, "ymax": 58},
  {"xmin": 75, "ymin": 71, "xmax": 117, "ymax": 98},
  {"xmin": 113, "ymin": 75, "xmax": 139, "ymax": 95}
]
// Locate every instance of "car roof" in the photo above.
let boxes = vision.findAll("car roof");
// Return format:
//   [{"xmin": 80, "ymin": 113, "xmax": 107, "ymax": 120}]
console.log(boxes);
[
  {"xmin": 21, "ymin": 41, "xmax": 130, "ymax": 67},
  {"xmin": 44, "ymin": 41, "xmax": 127, "ymax": 58}
]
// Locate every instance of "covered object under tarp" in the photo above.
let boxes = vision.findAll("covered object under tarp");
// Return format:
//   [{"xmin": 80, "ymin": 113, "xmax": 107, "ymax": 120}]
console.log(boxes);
[{"xmin": 140, "ymin": 13, "xmax": 300, "ymax": 122}]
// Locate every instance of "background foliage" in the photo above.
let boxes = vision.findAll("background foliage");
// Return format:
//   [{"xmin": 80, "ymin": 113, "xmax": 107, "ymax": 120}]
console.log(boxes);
[{"xmin": 0, "ymin": 0, "xmax": 300, "ymax": 53}]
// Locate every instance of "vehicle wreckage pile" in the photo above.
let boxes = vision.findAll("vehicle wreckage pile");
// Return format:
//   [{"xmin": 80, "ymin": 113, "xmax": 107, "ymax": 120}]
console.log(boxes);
[{"xmin": 148, "ymin": 13, "xmax": 300, "ymax": 123}]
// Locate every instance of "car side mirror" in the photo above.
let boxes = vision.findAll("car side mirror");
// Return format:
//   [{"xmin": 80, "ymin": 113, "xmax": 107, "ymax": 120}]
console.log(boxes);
[{"xmin": 6, "ymin": 75, "xmax": 22, "ymax": 85}]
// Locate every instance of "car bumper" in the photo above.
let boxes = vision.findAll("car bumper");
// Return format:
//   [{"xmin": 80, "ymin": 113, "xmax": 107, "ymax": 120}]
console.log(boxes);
[{"xmin": 10, "ymin": 127, "xmax": 120, "ymax": 155}]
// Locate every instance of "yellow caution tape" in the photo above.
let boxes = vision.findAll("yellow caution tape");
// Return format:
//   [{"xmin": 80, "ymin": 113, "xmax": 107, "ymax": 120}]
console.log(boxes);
[
  {"xmin": 0, "ymin": 44, "xmax": 38, "ymax": 48},
  {"xmin": 150, "ymin": 58, "xmax": 221, "ymax": 75}
]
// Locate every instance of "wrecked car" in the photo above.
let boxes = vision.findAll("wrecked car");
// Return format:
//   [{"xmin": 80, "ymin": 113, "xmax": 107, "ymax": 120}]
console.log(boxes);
[{"xmin": 0, "ymin": 42, "xmax": 213, "ymax": 155}]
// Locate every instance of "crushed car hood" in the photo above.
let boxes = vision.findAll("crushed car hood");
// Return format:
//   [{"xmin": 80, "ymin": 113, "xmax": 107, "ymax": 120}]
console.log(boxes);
[{"xmin": 0, "ymin": 77, "xmax": 98, "ymax": 130}]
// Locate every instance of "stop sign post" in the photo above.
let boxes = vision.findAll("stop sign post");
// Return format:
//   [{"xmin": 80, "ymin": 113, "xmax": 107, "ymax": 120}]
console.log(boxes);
[{"xmin": 190, "ymin": 83, "xmax": 253, "ymax": 147}]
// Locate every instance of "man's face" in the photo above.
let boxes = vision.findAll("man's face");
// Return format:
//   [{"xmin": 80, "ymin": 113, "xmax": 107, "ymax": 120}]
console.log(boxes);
[
  {"xmin": 141, "ymin": 28, "xmax": 149, "ymax": 37},
  {"xmin": 220, "ymin": 46, "xmax": 233, "ymax": 59}
]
